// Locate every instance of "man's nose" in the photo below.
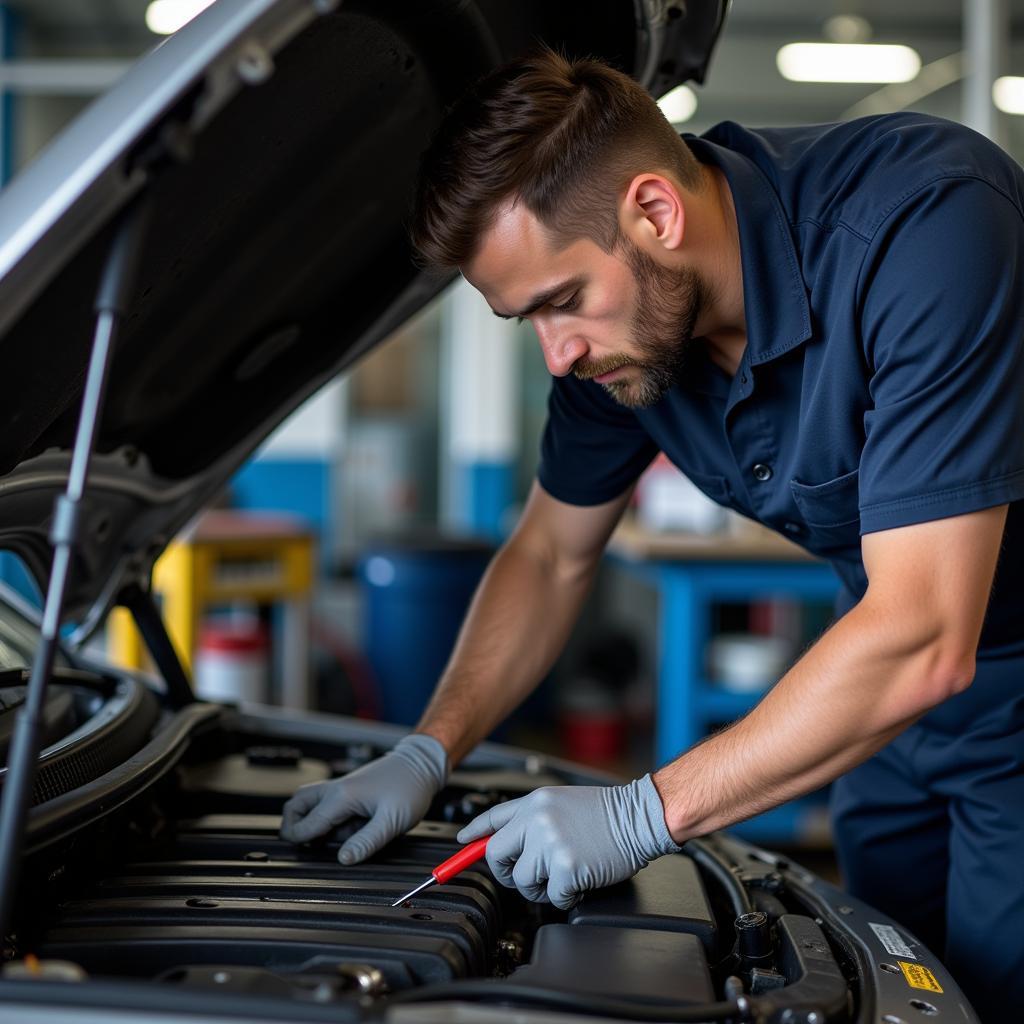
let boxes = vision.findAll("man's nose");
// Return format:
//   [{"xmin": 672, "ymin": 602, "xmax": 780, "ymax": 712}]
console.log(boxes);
[{"xmin": 535, "ymin": 321, "xmax": 587, "ymax": 377}]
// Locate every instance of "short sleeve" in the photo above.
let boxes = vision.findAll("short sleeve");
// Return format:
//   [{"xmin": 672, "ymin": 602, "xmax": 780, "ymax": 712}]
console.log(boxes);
[
  {"xmin": 537, "ymin": 373, "xmax": 658, "ymax": 506},
  {"xmin": 857, "ymin": 178, "xmax": 1024, "ymax": 534}
]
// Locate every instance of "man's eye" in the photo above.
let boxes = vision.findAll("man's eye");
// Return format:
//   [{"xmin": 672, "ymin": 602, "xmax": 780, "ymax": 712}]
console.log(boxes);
[{"xmin": 551, "ymin": 293, "xmax": 580, "ymax": 313}]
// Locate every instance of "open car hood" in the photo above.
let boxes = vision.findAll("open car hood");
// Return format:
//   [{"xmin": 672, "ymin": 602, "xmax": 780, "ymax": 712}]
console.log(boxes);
[{"xmin": 0, "ymin": 0, "xmax": 727, "ymax": 626}]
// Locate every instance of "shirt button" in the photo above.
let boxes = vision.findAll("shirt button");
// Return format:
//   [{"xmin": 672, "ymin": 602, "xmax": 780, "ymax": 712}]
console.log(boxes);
[
  {"xmin": 783, "ymin": 521, "xmax": 803, "ymax": 535},
  {"xmin": 752, "ymin": 463, "xmax": 773, "ymax": 482}
]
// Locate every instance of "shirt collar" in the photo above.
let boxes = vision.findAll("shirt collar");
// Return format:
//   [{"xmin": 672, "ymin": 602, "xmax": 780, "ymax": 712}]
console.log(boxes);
[
  {"xmin": 678, "ymin": 342, "xmax": 730, "ymax": 398},
  {"xmin": 684, "ymin": 132, "xmax": 812, "ymax": 368}
]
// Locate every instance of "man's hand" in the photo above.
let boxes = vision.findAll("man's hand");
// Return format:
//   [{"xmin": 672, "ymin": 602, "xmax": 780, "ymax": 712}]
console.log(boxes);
[
  {"xmin": 456, "ymin": 775, "xmax": 680, "ymax": 909},
  {"xmin": 279, "ymin": 734, "xmax": 448, "ymax": 864}
]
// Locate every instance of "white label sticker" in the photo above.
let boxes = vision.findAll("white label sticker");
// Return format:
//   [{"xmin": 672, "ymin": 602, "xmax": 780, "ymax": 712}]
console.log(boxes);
[{"xmin": 869, "ymin": 922, "xmax": 916, "ymax": 960}]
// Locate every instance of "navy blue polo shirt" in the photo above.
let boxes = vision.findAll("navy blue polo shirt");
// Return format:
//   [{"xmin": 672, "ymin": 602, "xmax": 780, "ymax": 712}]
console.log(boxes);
[{"xmin": 537, "ymin": 113, "xmax": 1024, "ymax": 654}]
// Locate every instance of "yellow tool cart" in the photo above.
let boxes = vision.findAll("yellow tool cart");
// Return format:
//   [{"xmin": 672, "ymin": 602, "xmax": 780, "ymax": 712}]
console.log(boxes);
[{"xmin": 108, "ymin": 509, "xmax": 316, "ymax": 709}]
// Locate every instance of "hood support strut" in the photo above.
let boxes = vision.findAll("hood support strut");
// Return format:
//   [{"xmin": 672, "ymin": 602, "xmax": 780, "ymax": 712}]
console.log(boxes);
[
  {"xmin": 117, "ymin": 581, "xmax": 195, "ymax": 709},
  {"xmin": 0, "ymin": 198, "xmax": 152, "ymax": 947}
]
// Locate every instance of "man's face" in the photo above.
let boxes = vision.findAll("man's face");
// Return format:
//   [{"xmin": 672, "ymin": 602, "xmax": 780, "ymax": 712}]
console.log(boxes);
[{"xmin": 463, "ymin": 202, "xmax": 707, "ymax": 408}]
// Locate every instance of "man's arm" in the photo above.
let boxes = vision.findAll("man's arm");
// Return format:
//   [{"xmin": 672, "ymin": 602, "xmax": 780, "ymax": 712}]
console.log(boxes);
[
  {"xmin": 280, "ymin": 479, "xmax": 630, "ymax": 860},
  {"xmin": 416, "ymin": 480, "xmax": 633, "ymax": 765},
  {"xmin": 459, "ymin": 504, "xmax": 1008, "ymax": 908},
  {"xmin": 653, "ymin": 504, "xmax": 1008, "ymax": 841}
]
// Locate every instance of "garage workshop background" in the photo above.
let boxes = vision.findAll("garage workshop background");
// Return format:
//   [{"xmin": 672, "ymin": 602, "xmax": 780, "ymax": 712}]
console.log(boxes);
[{"xmin": 0, "ymin": 0, "xmax": 1022, "ymax": 861}]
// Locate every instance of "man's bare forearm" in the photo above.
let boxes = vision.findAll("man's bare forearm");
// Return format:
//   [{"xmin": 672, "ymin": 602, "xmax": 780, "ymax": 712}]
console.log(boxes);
[
  {"xmin": 415, "ymin": 534, "xmax": 598, "ymax": 765},
  {"xmin": 653, "ymin": 597, "xmax": 975, "ymax": 842},
  {"xmin": 653, "ymin": 509, "xmax": 1004, "ymax": 843}
]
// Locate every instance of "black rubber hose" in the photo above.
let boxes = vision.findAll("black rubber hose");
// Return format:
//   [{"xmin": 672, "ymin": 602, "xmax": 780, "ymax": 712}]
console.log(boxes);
[
  {"xmin": 684, "ymin": 838, "xmax": 754, "ymax": 918},
  {"xmin": 383, "ymin": 980, "xmax": 757, "ymax": 1021},
  {"xmin": 0, "ymin": 667, "xmax": 117, "ymax": 698},
  {"xmin": 751, "ymin": 887, "xmax": 788, "ymax": 920}
]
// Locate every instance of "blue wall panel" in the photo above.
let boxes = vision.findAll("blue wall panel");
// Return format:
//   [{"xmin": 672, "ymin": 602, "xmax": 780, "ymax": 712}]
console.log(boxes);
[
  {"xmin": 455, "ymin": 460, "xmax": 514, "ymax": 541},
  {"xmin": 231, "ymin": 457, "xmax": 332, "ymax": 560},
  {"xmin": 0, "ymin": 551, "xmax": 40, "ymax": 607},
  {"xmin": 0, "ymin": 5, "xmax": 18, "ymax": 186}
]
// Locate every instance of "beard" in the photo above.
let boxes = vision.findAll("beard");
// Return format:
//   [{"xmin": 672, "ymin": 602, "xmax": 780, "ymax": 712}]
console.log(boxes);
[{"xmin": 573, "ymin": 242, "xmax": 707, "ymax": 408}]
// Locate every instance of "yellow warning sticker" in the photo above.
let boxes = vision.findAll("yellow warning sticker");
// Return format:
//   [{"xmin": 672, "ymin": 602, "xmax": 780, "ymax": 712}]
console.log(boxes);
[{"xmin": 898, "ymin": 961, "xmax": 943, "ymax": 994}]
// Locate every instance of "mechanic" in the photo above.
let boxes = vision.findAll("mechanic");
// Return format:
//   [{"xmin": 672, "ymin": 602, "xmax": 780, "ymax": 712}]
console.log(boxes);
[{"xmin": 282, "ymin": 50, "xmax": 1024, "ymax": 1019}]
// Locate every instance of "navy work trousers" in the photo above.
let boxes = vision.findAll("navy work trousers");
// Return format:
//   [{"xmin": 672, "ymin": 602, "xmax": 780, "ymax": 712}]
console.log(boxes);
[{"xmin": 830, "ymin": 650, "xmax": 1024, "ymax": 1024}]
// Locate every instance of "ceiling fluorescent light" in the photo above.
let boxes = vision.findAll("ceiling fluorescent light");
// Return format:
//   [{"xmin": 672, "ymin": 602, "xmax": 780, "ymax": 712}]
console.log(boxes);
[
  {"xmin": 993, "ymin": 76, "xmax": 1024, "ymax": 115},
  {"xmin": 777, "ymin": 43, "xmax": 921, "ymax": 84},
  {"xmin": 145, "ymin": 0, "xmax": 216, "ymax": 36},
  {"xmin": 658, "ymin": 84, "xmax": 697, "ymax": 124}
]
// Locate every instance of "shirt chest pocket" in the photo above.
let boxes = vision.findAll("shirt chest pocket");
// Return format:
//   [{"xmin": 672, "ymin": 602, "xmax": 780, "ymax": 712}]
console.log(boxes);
[{"xmin": 789, "ymin": 469, "xmax": 861, "ymax": 554}]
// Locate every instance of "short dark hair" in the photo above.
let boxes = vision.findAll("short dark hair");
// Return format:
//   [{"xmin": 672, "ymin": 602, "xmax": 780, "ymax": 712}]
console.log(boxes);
[{"xmin": 410, "ymin": 48, "xmax": 705, "ymax": 269}]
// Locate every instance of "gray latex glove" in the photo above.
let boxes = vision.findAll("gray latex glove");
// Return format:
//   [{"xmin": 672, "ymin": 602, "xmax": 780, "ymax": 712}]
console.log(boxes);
[
  {"xmin": 457, "ymin": 774, "xmax": 681, "ymax": 909},
  {"xmin": 279, "ymin": 733, "xmax": 448, "ymax": 864}
]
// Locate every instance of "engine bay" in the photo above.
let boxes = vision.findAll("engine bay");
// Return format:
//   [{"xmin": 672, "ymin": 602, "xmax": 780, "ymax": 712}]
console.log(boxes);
[{"xmin": 4, "ymin": 697, "xmax": 868, "ymax": 1023}]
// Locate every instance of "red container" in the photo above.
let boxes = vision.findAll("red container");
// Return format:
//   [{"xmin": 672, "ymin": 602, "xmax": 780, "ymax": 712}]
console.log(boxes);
[
  {"xmin": 194, "ymin": 620, "xmax": 270, "ymax": 704},
  {"xmin": 559, "ymin": 708, "xmax": 626, "ymax": 765}
]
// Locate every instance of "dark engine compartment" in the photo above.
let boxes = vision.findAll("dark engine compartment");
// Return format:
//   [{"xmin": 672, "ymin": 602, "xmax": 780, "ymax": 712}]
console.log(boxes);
[{"xmin": 1, "ymin": 680, "xmax": 867, "ymax": 1022}]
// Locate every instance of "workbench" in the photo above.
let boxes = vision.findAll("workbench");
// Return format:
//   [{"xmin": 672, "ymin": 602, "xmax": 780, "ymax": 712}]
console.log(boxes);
[
  {"xmin": 608, "ymin": 517, "xmax": 840, "ymax": 845},
  {"xmin": 109, "ymin": 510, "xmax": 316, "ymax": 709}
]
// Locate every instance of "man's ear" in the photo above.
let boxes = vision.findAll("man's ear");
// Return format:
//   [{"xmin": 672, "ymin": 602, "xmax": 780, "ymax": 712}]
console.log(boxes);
[{"xmin": 620, "ymin": 174, "xmax": 686, "ymax": 253}]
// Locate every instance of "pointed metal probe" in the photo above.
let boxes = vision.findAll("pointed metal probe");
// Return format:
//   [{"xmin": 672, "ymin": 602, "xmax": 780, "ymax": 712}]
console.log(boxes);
[
  {"xmin": 392, "ymin": 876, "xmax": 438, "ymax": 906},
  {"xmin": 391, "ymin": 836, "xmax": 490, "ymax": 907}
]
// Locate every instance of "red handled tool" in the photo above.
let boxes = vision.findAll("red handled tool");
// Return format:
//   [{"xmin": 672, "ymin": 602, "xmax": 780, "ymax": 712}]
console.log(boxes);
[{"xmin": 391, "ymin": 836, "xmax": 490, "ymax": 906}]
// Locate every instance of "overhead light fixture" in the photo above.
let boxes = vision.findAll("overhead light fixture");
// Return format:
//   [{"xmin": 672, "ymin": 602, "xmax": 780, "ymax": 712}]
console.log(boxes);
[
  {"xmin": 145, "ymin": 0, "xmax": 216, "ymax": 36},
  {"xmin": 777, "ymin": 43, "xmax": 921, "ymax": 84},
  {"xmin": 658, "ymin": 84, "xmax": 697, "ymax": 124},
  {"xmin": 993, "ymin": 76, "xmax": 1024, "ymax": 115}
]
